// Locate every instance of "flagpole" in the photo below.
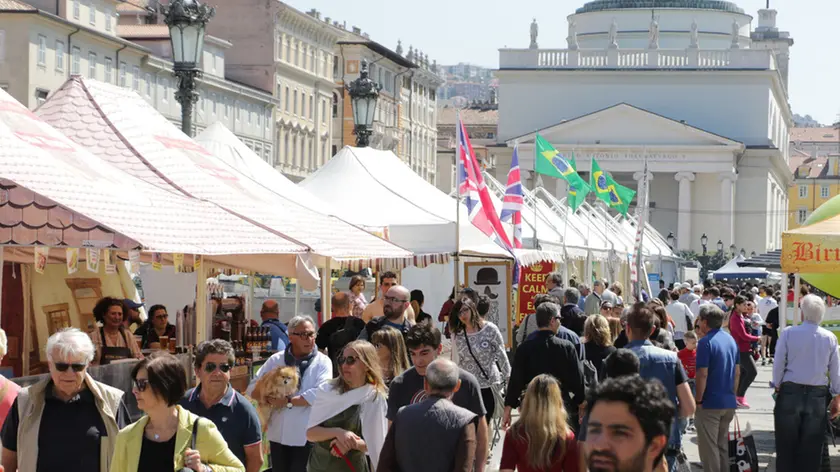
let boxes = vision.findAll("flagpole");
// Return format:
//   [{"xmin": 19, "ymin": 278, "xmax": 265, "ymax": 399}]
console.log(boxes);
[
  {"xmin": 533, "ymin": 135, "xmax": 540, "ymax": 250},
  {"xmin": 635, "ymin": 153, "xmax": 650, "ymax": 301},
  {"xmin": 454, "ymin": 111, "xmax": 462, "ymax": 298}
]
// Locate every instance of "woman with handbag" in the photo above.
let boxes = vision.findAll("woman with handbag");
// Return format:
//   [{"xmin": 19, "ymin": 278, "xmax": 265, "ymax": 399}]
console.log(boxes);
[
  {"xmin": 306, "ymin": 341, "xmax": 388, "ymax": 472},
  {"xmin": 110, "ymin": 353, "xmax": 244, "ymax": 472},
  {"xmin": 449, "ymin": 298, "xmax": 511, "ymax": 423}
]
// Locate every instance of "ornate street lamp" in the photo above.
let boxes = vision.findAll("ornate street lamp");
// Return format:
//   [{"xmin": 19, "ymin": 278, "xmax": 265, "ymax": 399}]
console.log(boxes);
[
  {"xmin": 700, "ymin": 233, "xmax": 708, "ymax": 255},
  {"xmin": 346, "ymin": 59, "xmax": 381, "ymax": 147},
  {"xmin": 729, "ymin": 243, "xmax": 737, "ymax": 256},
  {"xmin": 740, "ymin": 248, "xmax": 746, "ymax": 257},
  {"xmin": 666, "ymin": 232, "xmax": 675, "ymax": 249},
  {"xmin": 717, "ymin": 240, "xmax": 724, "ymax": 252},
  {"xmin": 161, "ymin": 0, "xmax": 215, "ymax": 137},
  {"xmin": 750, "ymin": 251, "xmax": 757, "ymax": 258}
]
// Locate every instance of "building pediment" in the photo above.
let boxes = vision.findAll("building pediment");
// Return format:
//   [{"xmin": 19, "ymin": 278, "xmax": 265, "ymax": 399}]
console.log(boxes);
[{"xmin": 507, "ymin": 103, "xmax": 743, "ymax": 149}]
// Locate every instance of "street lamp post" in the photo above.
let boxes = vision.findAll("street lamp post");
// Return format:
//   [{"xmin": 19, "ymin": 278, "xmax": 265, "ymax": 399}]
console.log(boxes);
[
  {"xmin": 717, "ymin": 240, "xmax": 724, "ymax": 253},
  {"xmin": 161, "ymin": 0, "xmax": 215, "ymax": 137},
  {"xmin": 346, "ymin": 59, "xmax": 381, "ymax": 147},
  {"xmin": 700, "ymin": 233, "xmax": 708, "ymax": 256},
  {"xmin": 729, "ymin": 243, "xmax": 737, "ymax": 257},
  {"xmin": 666, "ymin": 231, "xmax": 675, "ymax": 249}
]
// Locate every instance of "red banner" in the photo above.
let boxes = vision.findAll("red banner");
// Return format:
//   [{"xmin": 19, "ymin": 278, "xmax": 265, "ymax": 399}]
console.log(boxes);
[{"xmin": 517, "ymin": 263, "xmax": 553, "ymax": 324}]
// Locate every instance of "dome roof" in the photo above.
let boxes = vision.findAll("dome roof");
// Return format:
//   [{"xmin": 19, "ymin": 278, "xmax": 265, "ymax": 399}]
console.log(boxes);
[{"xmin": 575, "ymin": 0, "xmax": 744, "ymax": 14}]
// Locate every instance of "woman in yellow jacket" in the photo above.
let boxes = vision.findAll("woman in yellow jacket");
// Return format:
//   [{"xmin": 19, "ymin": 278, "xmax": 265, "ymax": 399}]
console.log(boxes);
[{"xmin": 110, "ymin": 353, "xmax": 244, "ymax": 472}]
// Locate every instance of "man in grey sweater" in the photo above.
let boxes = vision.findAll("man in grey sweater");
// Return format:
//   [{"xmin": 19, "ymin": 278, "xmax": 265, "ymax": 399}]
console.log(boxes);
[{"xmin": 378, "ymin": 358, "xmax": 478, "ymax": 472}]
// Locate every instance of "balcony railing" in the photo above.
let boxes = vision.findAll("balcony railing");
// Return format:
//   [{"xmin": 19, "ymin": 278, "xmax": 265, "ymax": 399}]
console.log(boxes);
[{"xmin": 499, "ymin": 47, "xmax": 777, "ymax": 71}]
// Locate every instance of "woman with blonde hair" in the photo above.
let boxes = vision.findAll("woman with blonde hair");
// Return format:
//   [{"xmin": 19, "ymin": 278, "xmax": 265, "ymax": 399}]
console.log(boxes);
[
  {"xmin": 583, "ymin": 315, "xmax": 617, "ymax": 380},
  {"xmin": 371, "ymin": 326, "xmax": 410, "ymax": 387},
  {"xmin": 348, "ymin": 276, "xmax": 368, "ymax": 318},
  {"xmin": 500, "ymin": 374, "xmax": 580, "ymax": 472},
  {"xmin": 306, "ymin": 341, "xmax": 388, "ymax": 472}
]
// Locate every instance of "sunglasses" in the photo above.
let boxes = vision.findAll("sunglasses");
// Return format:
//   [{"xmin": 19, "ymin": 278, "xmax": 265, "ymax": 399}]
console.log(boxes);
[
  {"xmin": 54, "ymin": 362, "xmax": 86, "ymax": 373},
  {"xmin": 336, "ymin": 355, "xmax": 359, "ymax": 366},
  {"xmin": 154, "ymin": 314, "xmax": 169, "ymax": 319},
  {"xmin": 133, "ymin": 378, "xmax": 149, "ymax": 392},
  {"xmin": 204, "ymin": 362, "xmax": 232, "ymax": 374},
  {"xmin": 291, "ymin": 331, "xmax": 316, "ymax": 339}
]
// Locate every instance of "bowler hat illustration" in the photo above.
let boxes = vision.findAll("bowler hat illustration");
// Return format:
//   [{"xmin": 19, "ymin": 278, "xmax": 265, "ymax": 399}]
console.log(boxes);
[{"xmin": 474, "ymin": 267, "xmax": 501, "ymax": 286}]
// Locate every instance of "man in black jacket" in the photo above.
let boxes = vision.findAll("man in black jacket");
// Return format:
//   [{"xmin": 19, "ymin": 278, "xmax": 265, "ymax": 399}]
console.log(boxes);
[
  {"xmin": 560, "ymin": 287, "xmax": 586, "ymax": 336},
  {"xmin": 502, "ymin": 301, "xmax": 584, "ymax": 432}
]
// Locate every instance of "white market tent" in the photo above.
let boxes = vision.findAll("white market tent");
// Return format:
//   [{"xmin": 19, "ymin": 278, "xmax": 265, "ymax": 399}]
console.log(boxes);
[
  {"xmin": 194, "ymin": 122, "xmax": 333, "ymax": 216},
  {"xmin": 713, "ymin": 255, "xmax": 770, "ymax": 280},
  {"xmin": 300, "ymin": 146, "xmax": 561, "ymax": 263}
]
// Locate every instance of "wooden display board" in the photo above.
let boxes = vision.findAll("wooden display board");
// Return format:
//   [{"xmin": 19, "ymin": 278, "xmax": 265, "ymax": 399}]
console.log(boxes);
[{"xmin": 465, "ymin": 261, "xmax": 513, "ymax": 347}]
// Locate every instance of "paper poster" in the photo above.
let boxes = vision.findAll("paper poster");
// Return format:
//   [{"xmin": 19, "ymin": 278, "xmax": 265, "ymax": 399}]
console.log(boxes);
[
  {"xmin": 173, "ymin": 253, "xmax": 184, "ymax": 273},
  {"xmin": 104, "ymin": 249, "xmax": 117, "ymax": 274},
  {"xmin": 517, "ymin": 263, "xmax": 553, "ymax": 325},
  {"xmin": 152, "ymin": 252, "xmax": 162, "ymax": 271},
  {"xmin": 129, "ymin": 250, "xmax": 140, "ymax": 273},
  {"xmin": 66, "ymin": 248, "xmax": 79, "ymax": 274},
  {"xmin": 34, "ymin": 246, "xmax": 49, "ymax": 274},
  {"xmin": 465, "ymin": 262, "xmax": 512, "ymax": 347},
  {"xmin": 86, "ymin": 248, "xmax": 100, "ymax": 273},
  {"xmin": 194, "ymin": 255, "xmax": 202, "ymax": 271}
]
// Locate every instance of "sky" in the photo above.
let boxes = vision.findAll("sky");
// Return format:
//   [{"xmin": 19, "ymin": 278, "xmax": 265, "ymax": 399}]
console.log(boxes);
[{"xmin": 288, "ymin": 0, "xmax": 839, "ymax": 125}]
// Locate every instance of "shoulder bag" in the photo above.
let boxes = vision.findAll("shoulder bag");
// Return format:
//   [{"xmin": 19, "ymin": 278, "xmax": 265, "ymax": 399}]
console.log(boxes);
[{"xmin": 178, "ymin": 418, "xmax": 201, "ymax": 472}]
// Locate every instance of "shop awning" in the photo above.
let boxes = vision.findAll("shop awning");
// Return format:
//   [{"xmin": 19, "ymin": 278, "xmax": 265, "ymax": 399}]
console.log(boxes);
[
  {"xmin": 781, "ymin": 217, "xmax": 840, "ymax": 273},
  {"xmin": 0, "ymin": 88, "xmax": 310, "ymax": 275},
  {"xmin": 36, "ymin": 77, "xmax": 412, "ymax": 267}
]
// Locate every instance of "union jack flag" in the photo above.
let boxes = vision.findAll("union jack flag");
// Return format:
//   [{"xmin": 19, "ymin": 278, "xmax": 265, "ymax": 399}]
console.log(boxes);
[
  {"xmin": 500, "ymin": 146, "xmax": 523, "ymax": 249},
  {"xmin": 456, "ymin": 114, "xmax": 513, "ymax": 251}
]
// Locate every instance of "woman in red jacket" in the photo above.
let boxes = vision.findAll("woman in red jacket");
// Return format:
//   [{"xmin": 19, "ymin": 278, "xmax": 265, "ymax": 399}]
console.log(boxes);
[{"xmin": 729, "ymin": 295, "xmax": 760, "ymax": 409}]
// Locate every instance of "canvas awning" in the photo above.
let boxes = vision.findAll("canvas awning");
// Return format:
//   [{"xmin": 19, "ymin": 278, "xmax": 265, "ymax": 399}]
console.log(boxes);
[
  {"xmin": 36, "ymin": 77, "xmax": 412, "ymax": 268},
  {"xmin": 0, "ymin": 88, "xmax": 314, "ymax": 275}
]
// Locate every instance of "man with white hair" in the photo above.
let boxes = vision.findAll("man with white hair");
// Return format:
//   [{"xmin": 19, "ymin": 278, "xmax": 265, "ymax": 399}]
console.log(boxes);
[
  {"xmin": 772, "ymin": 294, "xmax": 840, "ymax": 472},
  {"xmin": 378, "ymin": 358, "xmax": 478, "ymax": 472},
  {"xmin": 1, "ymin": 328, "xmax": 130, "ymax": 472},
  {"xmin": 248, "ymin": 315, "xmax": 332, "ymax": 472},
  {"xmin": 679, "ymin": 283, "xmax": 700, "ymax": 306},
  {"xmin": 584, "ymin": 280, "xmax": 616, "ymax": 315}
]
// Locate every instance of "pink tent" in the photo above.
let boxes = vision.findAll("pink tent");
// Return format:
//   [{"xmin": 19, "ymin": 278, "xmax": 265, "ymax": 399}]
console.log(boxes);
[
  {"xmin": 0, "ymin": 87, "xmax": 310, "ymax": 275},
  {"xmin": 37, "ymin": 77, "xmax": 412, "ymax": 269}
]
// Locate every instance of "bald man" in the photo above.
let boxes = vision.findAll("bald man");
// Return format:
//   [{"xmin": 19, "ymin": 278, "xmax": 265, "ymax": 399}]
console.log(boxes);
[
  {"xmin": 363, "ymin": 271, "xmax": 415, "ymax": 323},
  {"xmin": 260, "ymin": 300, "xmax": 290, "ymax": 351},
  {"xmin": 360, "ymin": 285, "xmax": 415, "ymax": 341}
]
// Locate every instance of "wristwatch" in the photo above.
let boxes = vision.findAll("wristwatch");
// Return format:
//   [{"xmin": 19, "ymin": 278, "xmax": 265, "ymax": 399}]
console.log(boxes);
[{"xmin": 286, "ymin": 401, "xmax": 293, "ymax": 409}]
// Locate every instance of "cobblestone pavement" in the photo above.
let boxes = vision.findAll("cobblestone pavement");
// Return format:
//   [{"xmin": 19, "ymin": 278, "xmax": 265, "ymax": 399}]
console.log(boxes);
[{"xmin": 486, "ymin": 359, "xmax": 840, "ymax": 471}]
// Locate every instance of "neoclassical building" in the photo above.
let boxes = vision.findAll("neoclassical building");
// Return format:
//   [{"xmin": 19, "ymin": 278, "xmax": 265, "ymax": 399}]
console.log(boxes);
[{"xmin": 494, "ymin": 0, "xmax": 794, "ymax": 255}]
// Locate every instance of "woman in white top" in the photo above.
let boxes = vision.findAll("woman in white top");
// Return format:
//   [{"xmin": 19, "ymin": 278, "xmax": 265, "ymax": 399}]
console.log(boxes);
[{"xmin": 449, "ymin": 298, "xmax": 511, "ymax": 423}]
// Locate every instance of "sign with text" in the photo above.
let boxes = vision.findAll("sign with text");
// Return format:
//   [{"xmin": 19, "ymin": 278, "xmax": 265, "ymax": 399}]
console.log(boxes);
[
  {"xmin": 517, "ymin": 263, "xmax": 554, "ymax": 325},
  {"xmin": 782, "ymin": 233, "xmax": 840, "ymax": 273}
]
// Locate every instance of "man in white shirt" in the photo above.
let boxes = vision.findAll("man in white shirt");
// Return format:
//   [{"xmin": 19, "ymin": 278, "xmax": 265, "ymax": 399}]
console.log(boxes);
[
  {"xmin": 667, "ymin": 289, "xmax": 695, "ymax": 350},
  {"xmin": 247, "ymin": 315, "xmax": 332, "ymax": 472},
  {"xmin": 690, "ymin": 286, "xmax": 711, "ymax": 319}
]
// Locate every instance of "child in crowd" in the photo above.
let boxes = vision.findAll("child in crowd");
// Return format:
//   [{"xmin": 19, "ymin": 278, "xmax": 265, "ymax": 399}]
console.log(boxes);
[{"xmin": 678, "ymin": 331, "xmax": 698, "ymax": 432}]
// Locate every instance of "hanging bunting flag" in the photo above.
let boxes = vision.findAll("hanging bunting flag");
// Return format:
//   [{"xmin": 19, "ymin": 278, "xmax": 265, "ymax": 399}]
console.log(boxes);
[
  {"xmin": 104, "ymin": 249, "xmax": 117, "ymax": 274},
  {"xmin": 129, "ymin": 250, "xmax": 140, "ymax": 274},
  {"xmin": 173, "ymin": 253, "xmax": 184, "ymax": 273},
  {"xmin": 152, "ymin": 252, "xmax": 162, "ymax": 271},
  {"xmin": 194, "ymin": 254, "xmax": 202, "ymax": 272},
  {"xmin": 86, "ymin": 248, "xmax": 100, "ymax": 273},
  {"xmin": 34, "ymin": 246, "xmax": 49, "ymax": 274},
  {"xmin": 66, "ymin": 248, "xmax": 79, "ymax": 274}
]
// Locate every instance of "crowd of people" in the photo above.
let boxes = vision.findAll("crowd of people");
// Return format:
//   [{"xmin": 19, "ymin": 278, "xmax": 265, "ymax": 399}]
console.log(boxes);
[{"xmin": 0, "ymin": 269, "xmax": 838, "ymax": 472}]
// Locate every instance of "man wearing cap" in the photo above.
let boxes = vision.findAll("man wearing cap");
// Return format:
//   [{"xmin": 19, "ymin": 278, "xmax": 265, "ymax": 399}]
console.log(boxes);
[
  {"xmin": 679, "ymin": 283, "xmax": 700, "ymax": 306},
  {"xmin": 122, "ymin": 299, "xmax": 144, "ymax": 331}
]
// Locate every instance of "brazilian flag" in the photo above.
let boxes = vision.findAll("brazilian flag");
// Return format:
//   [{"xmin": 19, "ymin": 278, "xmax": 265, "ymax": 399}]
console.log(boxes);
[
  {"xmin": 590, "ymin": 159, "xmax": 636, "ymax": 217},
  {"xmin": 566, "ymin": 153, "xmax": 587, "ymax": 212},
  {"xmin": 534, "ymin": 134, "xmax": 590, "ymax": 200}
]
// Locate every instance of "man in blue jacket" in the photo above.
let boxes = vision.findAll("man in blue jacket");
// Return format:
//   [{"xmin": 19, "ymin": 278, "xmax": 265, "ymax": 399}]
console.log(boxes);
[{"xmin": 260, "ymin": 299, "xmax": 289, "ymax": 351}]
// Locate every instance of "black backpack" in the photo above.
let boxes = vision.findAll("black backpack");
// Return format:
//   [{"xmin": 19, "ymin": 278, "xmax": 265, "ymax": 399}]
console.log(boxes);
[
  {"xmin": 329, "ymin": 317, "xmax": 363, "ymax": 361},
  {"xmin": 581, "ymin": 344, "xmax": 599, "ymax": 391}
]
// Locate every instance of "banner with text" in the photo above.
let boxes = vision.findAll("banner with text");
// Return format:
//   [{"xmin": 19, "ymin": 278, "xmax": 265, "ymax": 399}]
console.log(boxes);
[{"xmin": 517, "ymin": 262, "xmax": 554, "ymax": 324}]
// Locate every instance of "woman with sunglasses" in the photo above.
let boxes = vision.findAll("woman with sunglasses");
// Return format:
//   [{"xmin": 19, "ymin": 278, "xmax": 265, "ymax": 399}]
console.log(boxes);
[
  {"xmin": 449, "ymin": 298, "xmax": 510, "ymax": 424},
  {"xmin": 371, "ymin": 327, "xmax": 410, "ymax": 387},
  {"xmin": 180, "ymin": 340, "xmax": 263, "ymax": 472},
  {"xmin": 306, "ymin": 341, "xmax": 388, "ymax": 472},
  {"xmin": 135, "ymin": 304, "xmax": 177, "ymax": 350},
  {"xmin": 1, "ymin": 328, "xmax": 131, "ymax": 472},
  {"xmin": 111, "ymin": 352, "xmax": 244, "ymax": 472}
]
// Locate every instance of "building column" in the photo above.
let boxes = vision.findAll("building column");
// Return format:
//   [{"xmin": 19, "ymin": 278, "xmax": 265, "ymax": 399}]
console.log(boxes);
[
  {"xmin": 719, "ymin": 171, "xmax": 737, "ymax": 248},
  {"xmin": 633, "ymin": 171, "xmax": 654, "ymax": 222},
  {"xmin": 768, "ymin": 183, "xmax": 777, "ymax": 250},
  {"xmin": 675, "ymin": 172, "xmax": 695, "ymax": 250}
]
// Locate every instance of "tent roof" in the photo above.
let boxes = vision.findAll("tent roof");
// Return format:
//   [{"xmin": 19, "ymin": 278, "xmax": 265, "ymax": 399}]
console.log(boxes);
[
  {"xmin": 301, "ymin": 146, "xmax": 515, "ymax": 259},
  {"xmin": 36, "ymin": 77, "xmax": 411, "ymax": 264},
  {"xmin": 713, "ymin": 255, "xmax": 770, "ymax": 280},
  {"xmin": 737, "ymin": 250, "xmax": 782, "ymax": 270},
  {"xmin": 0, "ymin": 88, "xmax": 308, "ymax": 270},
  {"xmin": 194, "ymin": 123, "xmax": 333, "ymax": 216}
]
